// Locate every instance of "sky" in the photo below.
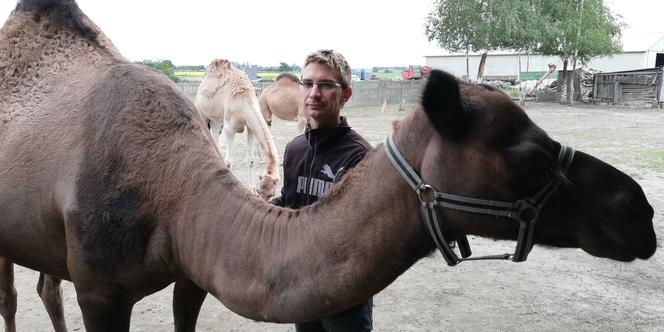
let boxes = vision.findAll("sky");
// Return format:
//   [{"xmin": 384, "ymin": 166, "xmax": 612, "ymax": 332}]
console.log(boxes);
[{"xmin": 1, "ymin": 0, "xmax": 663, "ymax": 69}]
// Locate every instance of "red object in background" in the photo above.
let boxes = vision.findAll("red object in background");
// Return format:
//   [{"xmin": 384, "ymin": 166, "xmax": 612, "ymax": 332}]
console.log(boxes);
[{"xmin": 401, "ymin": 65, "xmax": 429, "ymax": 80}]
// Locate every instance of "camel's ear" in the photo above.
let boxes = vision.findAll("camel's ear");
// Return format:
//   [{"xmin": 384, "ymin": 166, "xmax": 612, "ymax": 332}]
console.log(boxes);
[{"xmin": 422, "ymin": 70, "xmax": 471, "ymax": 141}]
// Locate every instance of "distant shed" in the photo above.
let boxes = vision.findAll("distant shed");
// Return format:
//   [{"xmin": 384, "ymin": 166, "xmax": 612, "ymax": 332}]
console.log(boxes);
[{"xmin": 593, "ymin": 67, "xmax": 663, "ymax": 107}]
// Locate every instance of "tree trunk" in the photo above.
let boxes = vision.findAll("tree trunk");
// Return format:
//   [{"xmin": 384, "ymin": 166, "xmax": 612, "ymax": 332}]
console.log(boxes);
[
  {"xmin": 477, "ymin": 52, "xmax": 488, "ymax": 82},
  {"xmin": 465, "ymin": 46, "xmax": 470, "ymax": 82},
  {"xmin": 517, "ymin": 53, "xmax": 522, "ymax": 81},
  {"xmin": 567, "ymin": 58, "xmax": 577, "ymax": 105},
  {"xmin": 559, "ymin": 59, "xmax": 568, "ymax": 104},
  {"xmin": 568, "ymin": 0, "xmax": 583, "ymax": 106}
]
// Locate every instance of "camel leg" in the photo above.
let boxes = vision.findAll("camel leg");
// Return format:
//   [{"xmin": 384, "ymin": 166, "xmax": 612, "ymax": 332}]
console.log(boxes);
[
  {"xmin": 221, "ymin": 125, "xmax": 235, "ymax": 169},
  {"xmin": 0, "ymin": 258, "xmax": 17, "ymax": 332},
  {"xmin": 246, "ymin": 128, "xmax": 257, "ymax": 191},
  {"xmin": 36, "ymin": 273, "xmax": 67, "ymax": 332},
  {"xmin": 173, "ymin": 280, "xmax": 207, "ymax": 332},
  {"xmin": 76, "ymin": 289, "xmax": 133, "ymax": 332},
  {"xmin": 208, "ymin": 122, "xmax": 224, "ymax": 152}
]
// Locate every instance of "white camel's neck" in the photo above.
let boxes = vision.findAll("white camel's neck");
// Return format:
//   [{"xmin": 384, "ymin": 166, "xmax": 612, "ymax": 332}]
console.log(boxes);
[
  {"xmin": 174, "ymin": 134, "xmax": 433, "ymax": 323},
  {"xmin": 241, "ymin": 92, "xmax": 280, "ymax": 177}
]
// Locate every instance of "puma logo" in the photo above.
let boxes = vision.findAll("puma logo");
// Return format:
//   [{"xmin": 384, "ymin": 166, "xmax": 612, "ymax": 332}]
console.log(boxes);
[{"xmin": 321, "ymin": 164, "xmax": 344, "ymax": 182}]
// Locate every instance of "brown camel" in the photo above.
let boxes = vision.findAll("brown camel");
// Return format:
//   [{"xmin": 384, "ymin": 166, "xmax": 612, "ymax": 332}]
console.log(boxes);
[
  {"xmin": 0, "ymin": 1, "xmax": 657, "ymax": 332},
  {"xmin": 258, "ymin": 72, "xmax": 307, "ymax": 132},
  {"xmin": 195, "ymin": 58, "xmax": 280, "ymax": 200}
]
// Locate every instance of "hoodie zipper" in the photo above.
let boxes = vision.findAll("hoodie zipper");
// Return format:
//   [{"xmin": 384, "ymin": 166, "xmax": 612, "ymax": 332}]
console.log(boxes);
[{"xmin": 305, "ymin": 136, "xmax": 318, "ymax": 206}]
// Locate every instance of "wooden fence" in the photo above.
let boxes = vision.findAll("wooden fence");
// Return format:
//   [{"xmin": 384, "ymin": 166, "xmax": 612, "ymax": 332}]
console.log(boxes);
[
  {"xmin": 178, "ymin": 70, "xmax": 664, "ymax": 109},
  {"xmin": 593, "ymin": 67, "xmax": 663, "ymax": 107},
  {"xmin": 176, "ymin": 80, "xmax": 426, "ymax": 108}
]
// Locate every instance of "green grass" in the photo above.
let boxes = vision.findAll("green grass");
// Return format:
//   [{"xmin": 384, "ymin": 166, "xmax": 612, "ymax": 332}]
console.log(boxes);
[
  {"xmin": 503, "ymin": 88, "xmax": 523, "ymax": 99},
  {"xmin": 640, "ymin": 150, "xmax": 664, "ymax": 172},
  {"xmin": 256, "ymin": 72, "xmax": 300, "ymax": 79},
  {"xmin": 372, "ymin": 71, "xmax": 402, "ymax": 80},
  {"xmin": 175, "ymin": 71, "xmax": 205, "ymax": 77},
  {"xmin": 175, "ymin": 71, "xmax": 300, "ymax": 80}
]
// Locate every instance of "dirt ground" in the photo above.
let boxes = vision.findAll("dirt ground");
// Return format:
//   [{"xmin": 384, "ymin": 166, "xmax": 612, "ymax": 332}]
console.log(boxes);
[{"xmin": 7, "ymin": 102, "xmax": 664, "ymax": 331}]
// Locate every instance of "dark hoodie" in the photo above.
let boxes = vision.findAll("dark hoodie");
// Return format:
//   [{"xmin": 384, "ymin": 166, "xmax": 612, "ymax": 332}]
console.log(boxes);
[{"xmin": 271, "ymin": 116, "xmax": 371, "ymax": 208}]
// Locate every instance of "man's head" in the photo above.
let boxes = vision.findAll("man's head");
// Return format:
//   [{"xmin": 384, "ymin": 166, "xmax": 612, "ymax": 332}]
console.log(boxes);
[{"xmin": 300, "ymin": 49, "xmax": 353, "ymax": 129}]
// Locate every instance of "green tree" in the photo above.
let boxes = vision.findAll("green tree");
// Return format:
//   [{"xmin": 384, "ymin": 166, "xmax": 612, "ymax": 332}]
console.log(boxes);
[
  {"xmin": 176, "ymin": 64, "xmax": 206, "ymax": 71},
  {"xmin": 153, "ymin": 59, "xmax": 179, "ymax": 83},
  {"xmin": 279, "ymin": 62, "xmax": 292, "ymax": 72},
  {"xmin": 425, "ymin": 0, "xmax": 485, "ymax": 80},
  {"xmin": 425, "ymin": 0, "xmax": 547, "ymax": 81},
  {"xmin": 537, "ymin": 0, "xmax": 622, "ymax": 104},
  {"xmin": 137, "ymin": 59, "xmax": 155, "ymax": 68},
  {"xmin": 489, "ymin": 0, "xmax": 548, "ymax": 79}
]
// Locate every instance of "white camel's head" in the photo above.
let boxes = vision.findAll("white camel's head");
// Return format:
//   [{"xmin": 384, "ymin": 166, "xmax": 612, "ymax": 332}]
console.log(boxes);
[
  {"xmin": 208, "ymin": 58, "xmax": 232, "ymax": 74},
  {"xmin": 256, "ymin": 173, "xmax": 279, "ymax": 200}
]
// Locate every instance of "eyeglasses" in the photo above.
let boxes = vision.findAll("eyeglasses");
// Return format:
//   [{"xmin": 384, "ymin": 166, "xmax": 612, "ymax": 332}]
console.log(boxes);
[{"xmin": 299, "ymin": 80, "xmax": 342, "ymax": 90}]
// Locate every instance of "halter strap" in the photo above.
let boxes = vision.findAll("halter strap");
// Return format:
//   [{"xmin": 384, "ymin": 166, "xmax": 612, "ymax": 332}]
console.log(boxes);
[{"xmin": 384, "ymin": 135, "xmax": 575, "ymax": 266}]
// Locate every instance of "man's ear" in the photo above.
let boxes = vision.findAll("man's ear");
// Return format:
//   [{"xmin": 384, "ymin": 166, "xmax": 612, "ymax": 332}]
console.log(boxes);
[{"xmin": 341, "ymin": 86, "xmax": 353, "ymax": 104}]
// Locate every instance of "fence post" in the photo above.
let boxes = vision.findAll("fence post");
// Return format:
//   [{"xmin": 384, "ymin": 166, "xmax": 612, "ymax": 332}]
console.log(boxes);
[{"xmin": 592, "ymin": 73, "xmax": 597, "ymax": 104}]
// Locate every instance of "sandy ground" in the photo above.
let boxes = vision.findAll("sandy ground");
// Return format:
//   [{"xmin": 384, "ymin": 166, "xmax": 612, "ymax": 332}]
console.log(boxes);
[{"xmin": 6, "ymin": 102, "xmax": 664, "ymax": 331}]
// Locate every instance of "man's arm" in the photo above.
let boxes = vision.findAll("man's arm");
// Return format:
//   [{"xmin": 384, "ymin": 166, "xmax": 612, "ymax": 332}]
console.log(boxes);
[{"xmin": 270, "ymin": 195, "xmax": 284, "ymax": 206}]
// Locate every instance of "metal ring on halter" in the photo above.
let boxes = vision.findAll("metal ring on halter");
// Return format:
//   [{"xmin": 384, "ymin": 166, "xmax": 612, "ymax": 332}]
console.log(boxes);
[
  {"xmin": 515, "ymin": 199, "xmax": 539, "ymax": 223},
  {"xmin": 417, "ymin": 184, "xmax": 436, "ymax": 203}
]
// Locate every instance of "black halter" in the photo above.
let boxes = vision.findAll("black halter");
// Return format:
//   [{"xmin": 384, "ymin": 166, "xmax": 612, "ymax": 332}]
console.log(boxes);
[{"xmin": 384, "ymin": 135, "xmax": 575, "ymax": 266}]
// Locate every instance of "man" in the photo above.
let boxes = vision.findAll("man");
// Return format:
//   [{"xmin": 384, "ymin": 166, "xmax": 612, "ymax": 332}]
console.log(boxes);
[{"xmin": 271, "ymin": 49, "xmax": 373, "ymax": 331}]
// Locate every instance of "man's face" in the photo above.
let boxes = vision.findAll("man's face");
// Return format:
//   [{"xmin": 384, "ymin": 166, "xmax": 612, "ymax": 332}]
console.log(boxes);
[{"xmin": 300, "ymin": 62, "xmax": 352, "ymax": 129}]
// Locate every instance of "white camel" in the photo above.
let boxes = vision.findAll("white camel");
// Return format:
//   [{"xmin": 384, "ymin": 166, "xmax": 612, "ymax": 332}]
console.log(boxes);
[{"xmin": 195, "ymin": 59, "xmax": 279, "ymax": 199}]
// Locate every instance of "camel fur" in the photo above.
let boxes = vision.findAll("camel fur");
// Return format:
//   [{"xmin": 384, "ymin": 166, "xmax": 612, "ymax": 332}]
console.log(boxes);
[
  {"xmin": 0, "ymin": 1, "xmax": 656, "ymax": 332},
  {"xmin": 258, "ymin": 73, "xmax": 307, "ymax": 132}
]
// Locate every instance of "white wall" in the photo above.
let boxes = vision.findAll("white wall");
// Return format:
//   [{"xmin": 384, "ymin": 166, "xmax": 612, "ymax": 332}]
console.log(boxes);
[
  {"xmin": 426, "ymin": 54, "xmax": 562, "ymax": 78},
  {"xmin": 426, "ymin": 52, "xmax": 655, "ymax": 78},
  {"xmin": 586, "ymin": 52, "xmax": 649, "ymax": 72}
]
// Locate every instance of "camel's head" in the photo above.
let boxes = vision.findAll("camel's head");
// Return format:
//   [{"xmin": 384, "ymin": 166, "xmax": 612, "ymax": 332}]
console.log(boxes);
[
  {"xmin": 402, "ymin": 69, "xmax": 656, "ymax": 262},
  {"xmin": 256, "ymin": 173, "xmax": 279, "ymax": 200},
  {"xmin": 208, "ymin": 58, "xmax": 232, "ymax": 75},
  {"xmin": 274, "ymin": 72, "xmax": 300, "ymax": 84}
]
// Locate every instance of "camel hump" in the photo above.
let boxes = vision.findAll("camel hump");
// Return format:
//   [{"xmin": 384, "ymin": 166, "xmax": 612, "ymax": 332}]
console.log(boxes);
[
  {"xmin": 15, "ymin": 0, "xmax": 99, "ymax": 43},
  {"xmin": 275, "ymin": 72, "xmax": 300, "ymax": 83}
]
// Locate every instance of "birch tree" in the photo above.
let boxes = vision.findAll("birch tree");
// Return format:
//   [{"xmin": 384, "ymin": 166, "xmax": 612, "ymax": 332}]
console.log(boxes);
[
  {"xmin": 537, "ymin": 0, "xmax": 622, "ymax": 104},
  {"xmin": 425, "ymin": 0, "xmax": 545, "ymax": 81},
  {"xmin": 424, "ymin": 0, "xmax": 485, "ymax": 81}
]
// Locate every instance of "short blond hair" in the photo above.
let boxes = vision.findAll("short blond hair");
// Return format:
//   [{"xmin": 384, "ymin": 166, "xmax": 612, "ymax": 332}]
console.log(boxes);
[{"xmin": 302, "ymin": 49, "xmax": 351, "ymax": 88}]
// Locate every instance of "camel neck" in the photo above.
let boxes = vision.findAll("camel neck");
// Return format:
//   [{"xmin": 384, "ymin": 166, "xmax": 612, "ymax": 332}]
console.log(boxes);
[{"xmin": 173, "ymin": 143, "xmax": 431, "ymax": 323}]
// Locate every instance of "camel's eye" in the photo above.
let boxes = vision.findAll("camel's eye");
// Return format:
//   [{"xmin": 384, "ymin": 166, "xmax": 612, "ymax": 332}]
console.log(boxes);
[{"xmin": 505, "ymin": 142, "xmax": 555, "ymax": 195}]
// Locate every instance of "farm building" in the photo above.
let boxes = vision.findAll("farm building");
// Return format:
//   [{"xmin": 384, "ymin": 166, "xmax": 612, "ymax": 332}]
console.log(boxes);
[{"xmin": 424, "ymin": 33, "xmax": 664, "ymax": 80}]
